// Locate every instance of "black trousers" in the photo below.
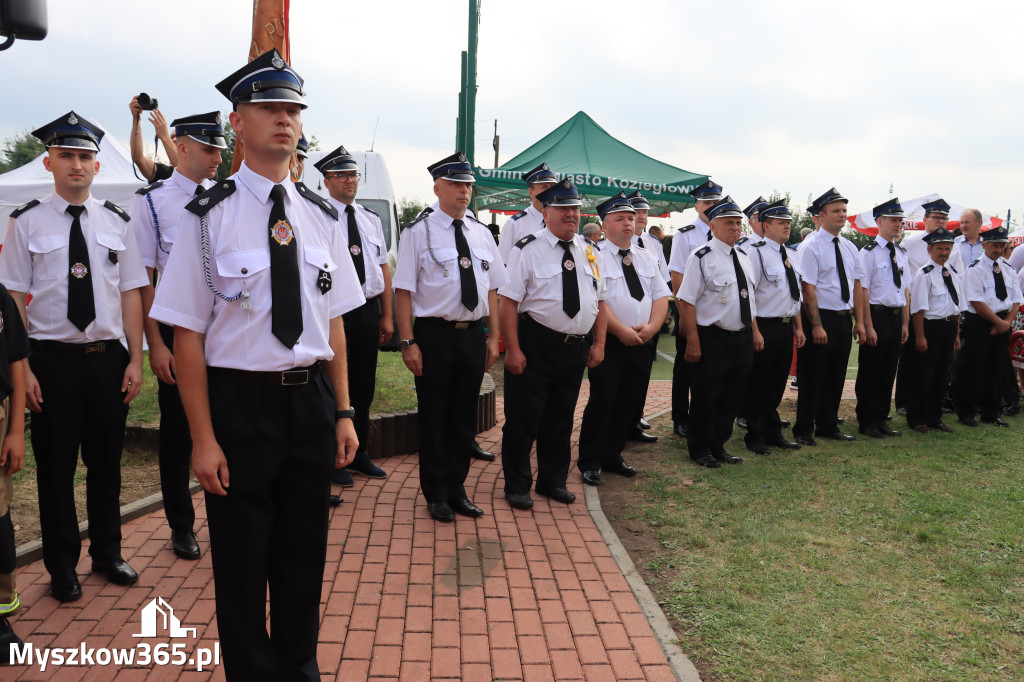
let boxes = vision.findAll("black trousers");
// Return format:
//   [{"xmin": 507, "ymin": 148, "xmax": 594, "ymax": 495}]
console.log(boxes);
[
  {"xmin": 629, "ymin": 339, "xmax": 658, "ymax": 429},
  {"xmin": 906, "ymin": 318, "xmax": 957, "ymax": 427},
  {"xmin": 855, "ymin": 307, "xmax": 904, "ymax": 430},
  {"xmin": 503, "ymin": 315, "xmax": 590, "ymax": 494},
  {"xmin": 956, "ymin": 312, "xmax": 1011, "ymax": 421},
  {"xmin": 579, "ymin": 336, "xmax": 656, "ymax": 472},
  {"xmin": 342, "ymin": 298, "xmax": 381, "ymax": 469},
  {"xmin": 687, "ymin": 325, "xmax": 754, "ymax": 460},
  {"xmin": 205, "ymin": 365, "xmax": 336, "ymax": 682},
  {"xmin": 794, "ymin": 309, "xmax": 852, "ymax": 438},
  {"xmin": 157, "ymin": 323, "xmax": 194, "ymax": 533},
  {"xmin": 744, "ymin": 317, "xmax": 795, "ymax": 447},
  {"xmin": 671, "ymin": 330, "xmax": 690, "ymax": 426},
  {"xmin": 893, "ymin": 323, "xmax": 915, "ymax": 410},
  {"xmin": 30, "ymin": 340, "xmax": 129, "ymax": 576},
  {"xmin": 413, "ymin": 317, "xmax": 485, "ymax": 504}
]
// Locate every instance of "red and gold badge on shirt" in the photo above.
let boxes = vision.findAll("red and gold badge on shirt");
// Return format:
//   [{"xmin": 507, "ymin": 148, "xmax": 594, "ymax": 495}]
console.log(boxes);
[
  {"xmin": 70, "ymin": 263, "xmax": 89, "ymax": 279},
  {"xmin": 271, "ymin": 219, "xmax": 294, "ymax": 246}
]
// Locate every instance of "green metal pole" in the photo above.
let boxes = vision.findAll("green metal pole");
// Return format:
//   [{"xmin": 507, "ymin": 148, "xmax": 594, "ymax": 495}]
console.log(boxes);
[
  {"xmin": 458, "ymin": 51, "xmax": 467, "ymax": 151},
  {"xmin": 466, "ymin": 0, "xmax": 479, "ymax": 164}
]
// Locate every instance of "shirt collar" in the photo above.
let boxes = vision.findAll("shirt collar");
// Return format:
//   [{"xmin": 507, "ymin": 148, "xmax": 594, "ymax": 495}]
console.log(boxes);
[
  {"xmin": 874, "ymin": 235, "xmax": 892, "ymax": 248},
  {"xmin": 48, "ymin": 192, "xmax": 93, "ymax": 216},
  {"xmin": 169, "ymin": 169, "xmax": 203, "ymax": 196},
  {"xmin": 710, "ymin": 236, "xmax": 734, "ymax": 254},
  {"xmin": 527, "ymin": 204, "xmax": 543, "ymax": 221},
  {"xmin": 237, "ymin": 160, "xmax": 289, "ymax": 206},
  {"xmin": 429, "ymin": 201, "xmax": 465, "ymax": 229},
  {"xmin": 328, "ymin": 196, "xmax": 355, "ymax": 213}
]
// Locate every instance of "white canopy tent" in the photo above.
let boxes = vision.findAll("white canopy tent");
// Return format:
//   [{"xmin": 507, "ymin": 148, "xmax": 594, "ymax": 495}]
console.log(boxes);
[{"xmin": 0, "ymin": 120, "xmax": 147, "ymax": 244}]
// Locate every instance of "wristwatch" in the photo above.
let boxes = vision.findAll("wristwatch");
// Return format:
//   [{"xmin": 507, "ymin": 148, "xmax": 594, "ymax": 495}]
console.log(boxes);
[
  {"xmin": 400, "ymin": 338, "xmax": 417, "ymax": 349},
  {"xmin": 335, "ymin": 408, "xmax": 356, "ymax": 421}
]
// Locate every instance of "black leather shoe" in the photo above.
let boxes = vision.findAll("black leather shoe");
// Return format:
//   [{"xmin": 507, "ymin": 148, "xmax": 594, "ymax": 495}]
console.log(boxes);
[
  {"xmin": 471, "ymin": 441, "xmax": 496, "ymax": 461},
  {"xmin": 49, "ymin": 571, "xmax": 82, "ymax": 603},
  {"xmin": 736, "ymin": 417, "xmax": 748, "ymax": 429},
  {"xmin": 958, "ymin": 416, "xmax": 979, "ymax": 427},
  {"xmin": 451, "ymin": 497, "xmax": 484, "ymax": 518},
  {"xmin": 171, "ymin": 530, "xmax": 200, "ymax": 560},
  {"xmin": 602, "ymin": 462, "xmax": 638, "ymax": 477},
  {"xmin": 331, "ymin": 468, "xmax": 354, "ymax": 487},
  {"xmin": 673, "ymin": 422, "xmax": 688, "ymax": 438},
  {"xmin": 713, "ymin": 451, "xmax": 743, "ymax": 464},
  {"xmin": 329, "ymin": 494, "xmax": 344, "ymax": 506},
  {"xmin": 778, "ymin": 419, "xmax": 791, "ymax": 427},
  {"xmin": 879, "ymin": 425, "xmax": 901, "ymax": 437},
  {"xmin": 932, "ymin": 422, "xmax": 954, "ymax": 433},
  {"xmin": 912, "ymin": 424, "xmax": 930, "ymax": 434},
  {"xmin": 638, "ymin": 418, "xmax": 651, "ymax": 430},
  {"xmin": 858, "ymin": 427, "xmax": 885, "ymax": 439},
  {"xmin": 981, "ymin": 416, "xmax": 1010, "ymax": 427},
  {"xmin": 630, "ymin": 427, "xmax": 658, "ymax": 443},
  {"xmin": 837, "ymin": 418, "xmax": 845, "ymax": 424},
  {"xmin": 91, "ymin": 558, "xmax": 139, "ymax": 586},
  {"xmin": 582, "ymin": 470, "xmax": 602, "ymax": 486},
  {"xmin": 427, "ymin": 502, "xmax": 455, "ymax": 522},
  {"xmin": 821, "ymin": 432, "xmax": 856, "ymax": 441},
  {"xmin": 506, "ymin": 492, "xmax": 534, "ymax": 510},
  {"xmin": 746, "ymin": 442, "xmax": 771, "ymax": 455},
  {"xmin": 347, "ymin": 460, "xmax": 387, "ymax": 478},
  {"xmin": 766, "ymin": 436, "xmax": 801, "ymax": 450},
  {"xmin": 795, "ymin": 434, "xmax": 817, "ymax": 447},
  {"xmin": 692, "ymin": 455, "xmax": 721, "ymax": 468},
  {"xmin": 1003, "ymin": 404, "xmax": 1020, "ymax": 416},
  {"xmin": 538, "ymin": 487, "xmax": 576, "ymax": 504},
  {"xmin": 0, "ymin": 615, "xmax": 22, "ymax": 663}
]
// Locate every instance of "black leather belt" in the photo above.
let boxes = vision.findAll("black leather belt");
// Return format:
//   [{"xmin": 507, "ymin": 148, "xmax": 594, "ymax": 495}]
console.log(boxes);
[
  {"xmin": 757, "ymin": 316, "xmax": 793, "ymax": 324},
  {"xmin": 821, "ymin": 309, "xmax": 852, "ymax": 317},
  {"xmin": 925, "ymin": 315, "xmax": 959, "ymax": 323},
  {"xmin": 702, "ymin": 324, "xmax": 745, "ymax": 335},
  {"xmin": 523, "ymin": 314, "xmax": 589, "ymax": 344},
  {"xmin": 32, "ymin": 339, "xmax": 119, "ymax": 355},
  {"xmin": 208, "ymin": 361, "xmax": 321, "ymax": 386},
  {"xmin": 870, "ymin": 304, "xmax": 903, "ymax": 315},
  {"xmin": 417, "ymin": 317, "xmax": 481, "ymax": 330}
]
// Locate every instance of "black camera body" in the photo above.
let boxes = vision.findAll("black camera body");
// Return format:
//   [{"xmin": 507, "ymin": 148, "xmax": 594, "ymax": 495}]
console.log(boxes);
[{"xmin": 137, "ymin": 93, "xmax": 159, "ymax": 111}]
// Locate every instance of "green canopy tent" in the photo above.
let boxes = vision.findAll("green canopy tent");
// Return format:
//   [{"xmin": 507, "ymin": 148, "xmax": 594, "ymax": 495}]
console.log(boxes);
[{"xmin": 473, "ymin": 111, "xmax": 709, "ymax": 217}]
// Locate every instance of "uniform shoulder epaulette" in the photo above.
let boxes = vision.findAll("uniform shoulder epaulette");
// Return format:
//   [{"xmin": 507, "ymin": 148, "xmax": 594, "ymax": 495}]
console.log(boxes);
[
  {"xmin": 402, "ymin": 206, "xmax": 433, "ymax": 230},
  {"xmin": 511, "ymin": 210, "xmax": 527, "ymax": 220},
  {"xmin": 864, "ymin": 241, "xmax": 877, "ymax": 251},
  {"xmin": 9, "ymin": 199, "xmax": 40, "ymax": 218},
  {"xmin": 751, "ymin": 240, "xmax": 767, "ymax": 248},
  {"xmin": 295, "ymin": 182, "xmax": 338, "ymax": 220},
  {"xmin": 185, "ymin": 180, "xmax": 236, "ymax": 217},
  {"xmin": 695, "ymin": 245, "xmax": 711, "ymax": 259},
  {"xmin": 358, "ymin": 203, "xmax": 379, "ymax": 218},
  {"xmin": 969, "ymin": 258, "xmax": 980, "ymax": 268},
  {"xmin": 736, "ymin": 236, "xmax": 749, "ymax": 245},
  {"xmin": 103, "ymin": 200, "xmax": 130, "ymax": 222},
  {"xmin": 678, "ymin": 224, "xmax": 696, "ymax": 233},
  {"xmin": 787, "ymin": 244, "xmax": 798, "ymax": 251},
  {"xmin": 736, "ymin": 247, "xmax": 747, "ymax": 256},
  {"xmin": 923, "ymin": 264, "xmax": 935, "ymax": 274},
  {"xmin": 515, "ymin": 234, "xmax": 538, "ymax": 249},
  {"xmin": 950, "ymin": 264, "xmax": 958, "ymax": 274},
  {"xmin": 896, "ymin": 243, "xmax": 907, "ymax": 253},
  {"xmin": 135, "ymin": 180, "xmax": 164, "ymax": 195}
]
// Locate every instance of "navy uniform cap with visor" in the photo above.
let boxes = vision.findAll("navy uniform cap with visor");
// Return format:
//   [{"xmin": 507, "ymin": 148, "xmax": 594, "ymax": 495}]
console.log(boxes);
[
  {"xmin": 32, "ymin": 111, "xmax": 104, "ymax": 152},
  {"xmin": 428, "ymin": 152, "xmax": 475, "ymax": 183},
  {"xmin": 626, "ymin": 190, "xmax": 651, "ymax": 211},
  {"xmin": 807, "ymin": 198, "xmax": 821, "ymax": 217},
  {"xmin": 923, "ymin": 227, "xmax": 956, "ymax": 244},
  {"xmin": 536, "ymin": 178, "xmax": 581, "ymax": 207},
  {"xmin": 921, "ymin": 198, "xmax": 951, "ymax": 216},
  {"xmin": 596, "ymin": 192, "xmax": 636, "ymax": 221},
  {"xmin": 689, "ymin": 179, "xmax": 724, "ymax": 202},
  {"xmin": 814, "ymin": 187, "xmax": 848, "ymax": 210},
  {"xmin": 315, "ymin": 145, "xmax": 359, "ymax": 175},
  {"xmin": 524, "ymin": 162, "xmax": 557, "ymax": 186},
  {"xmin": 170, "ymin": 111, "xmax": 227, "ymax": 149},
  {"xmin": 981, "ymin": 226, "xmax": 1009, "ymax": 243},
  {"xmin": 872, "ymin": 197, "xmax": 906, "ymax": 220},
  {"xmin": 215, "ymin": 49, "xmax": 306, "ymax": 109},
  {"xmin": 759, "ymin": 199, "xmax": 794, "ymax": 222},
  {"xmin": 743, "ymin": 195, "xmax": 769, "ymax": 219},
  {"xmin": 706, "ymin": 196, "xmax": 745, "ymax": 221},
  {"xmin": 296, "ymin": 133, "xmax": 308, "ymax": 159}
]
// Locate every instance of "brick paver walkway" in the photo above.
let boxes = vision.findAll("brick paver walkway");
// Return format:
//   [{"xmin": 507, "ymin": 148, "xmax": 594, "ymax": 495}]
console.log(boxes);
[{"xmin": 7, "ymin": 382, "xmax": 679, "ymax": 681}]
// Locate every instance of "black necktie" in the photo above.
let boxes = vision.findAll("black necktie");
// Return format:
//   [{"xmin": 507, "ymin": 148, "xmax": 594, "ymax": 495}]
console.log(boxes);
[
  {"xmin": 619, "ymin": 249, "xmax": 644, "ymax": 301},
  {"xmin": 941, "ymin": 267, "xmax": 959, "ymax": 305},
  {"xmin": 731, "ymin": 247, "xmax": 752, "ymax": 327},
  {"xmin": 780, "ymin": 243, "xmax": 800, "ymax": 300},
  {"xmin": 194, "ymin": 184, "xmax": 205, "ymax": 197},
  {"xmin": 558, "ymin": 240, "xmax": 580, "ymax": 318},
  {"xmin": 345, "ymin": 204, "xmax": 366, "ymax": 285},
  {"xmin": 637, "ymin": 236, "xmax": 644, "ymax": 249},
  {"xmin": 268, "ymin": 184, "xmax": 302, "ymax": 348},
  {"xmin": 452, "ymin": 219, "xmax": 478, "ymax": 311},
  {"xmin": 706, "ymin": 230, "xmax": 713, "ymax": 242},
  {"xmin": 887, "ymin": 241, "xmax": 901, "ymax": 287},
  {"xmin": 834, "ymin": 237, "xmax": 850, "ymax": 303},
  {"xmin": 994, "ymin": 261, "xmax": 1008, "ymax": 301},
  {"xmin": 66, "ymin": 205, "xmax": 95, "ymax": 331}
]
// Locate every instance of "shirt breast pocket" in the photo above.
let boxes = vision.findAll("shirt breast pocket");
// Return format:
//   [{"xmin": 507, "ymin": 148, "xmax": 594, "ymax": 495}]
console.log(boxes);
[
  {"xmin": 28, "ymin": 234, "xmax": 68, "ymax": 281},
  {"xmin": 431, "ymin": 247, "xmax": 458, "ymax": 278},
  {"xmin": 216, "ymin": 249, "xmax": 271, "ymax": 310},
  {"xmin": 304, "ymin": 246, "xmax": 337, "ymax": 304},
  {"xmin": 95, "ymin": 232, "xmax": 125, "ymax": 280},
  {"xmin": 470, "ymin": 244, "xmax": 494, "ymax": 282},
  {"xmin": 764, "ymin": 263, "xmax": 784, "ymax": 285}
]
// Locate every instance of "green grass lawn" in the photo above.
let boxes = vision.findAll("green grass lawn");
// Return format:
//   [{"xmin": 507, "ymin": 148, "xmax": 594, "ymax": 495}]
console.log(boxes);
[{"xmin": 615, "ymin": 413, "xmax": 1024, "ymax": 681}]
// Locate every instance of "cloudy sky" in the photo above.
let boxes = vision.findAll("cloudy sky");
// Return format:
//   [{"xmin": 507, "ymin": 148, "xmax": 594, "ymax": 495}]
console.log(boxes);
[{"xmin": 2, "ymin": 0, "xmax": 1022, "ymax": 229}]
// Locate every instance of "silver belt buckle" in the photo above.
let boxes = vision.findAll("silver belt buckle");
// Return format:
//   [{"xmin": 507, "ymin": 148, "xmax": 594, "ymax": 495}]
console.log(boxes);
[
  {"xmin": 85, "ymin": 342, "xmax": 105, "ymax": 355},
  {"xmin": 281, "ymin": 369, "xmax": 309, "ymax": 386}
]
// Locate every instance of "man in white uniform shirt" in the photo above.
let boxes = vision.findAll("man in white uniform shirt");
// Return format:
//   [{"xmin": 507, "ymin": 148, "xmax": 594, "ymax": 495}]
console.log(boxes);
[
  {"xmin": 150, "ymin": 50, "xmax": 364, "ymax": 680},
  {"xmin": 905, "ymin": 227, "xmax": 963, "ymax": 433},
  {"xmin": 679, "ymin": 196, "xmax": 763, "ymax": 468},
  {"xmin": 578, "ymin": 194, "xmax": 668, "ymax": 485},
  {"xmin": 130, "ymin": 111, "xmax": 225, "ymax": 561},
  {"xmin": 497, "ymin": 162, "xmax": 557, "ymax": 264},
  {"xmin": 954, "ymin": 208, "xmax": 985, "ymax": 272}
]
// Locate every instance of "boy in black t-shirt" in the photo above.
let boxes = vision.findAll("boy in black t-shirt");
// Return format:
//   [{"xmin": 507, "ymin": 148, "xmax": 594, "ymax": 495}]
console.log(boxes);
[{"xmin": 0, "ymin": 282, "xmax": 30, "ymax": 662}]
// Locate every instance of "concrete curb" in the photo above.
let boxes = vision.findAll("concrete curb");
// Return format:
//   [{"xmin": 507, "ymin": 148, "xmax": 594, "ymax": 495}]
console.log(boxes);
[{"xmin": 584, "ymin": 406, "xmax": 702, "ymax": 682}]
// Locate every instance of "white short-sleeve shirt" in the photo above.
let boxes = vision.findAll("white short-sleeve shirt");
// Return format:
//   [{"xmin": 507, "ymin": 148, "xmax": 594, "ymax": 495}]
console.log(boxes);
[
  {"xmin": 498, "ymin": 204, "xmax": 544, "ymax": 265},
  {"xmin": 130, "ymin": 170, "xmax": 216, "ymax": 275},
  {"xmin": 679, "ymin": 237, "xmax": 758, "ymax": 331},
  {"xmin": 599, "ymin": 243, "xmax": 670, "ymax": 328},
  {"xmin": 330, "ymin": 197, "xmax": 389, "ymax": 300}
]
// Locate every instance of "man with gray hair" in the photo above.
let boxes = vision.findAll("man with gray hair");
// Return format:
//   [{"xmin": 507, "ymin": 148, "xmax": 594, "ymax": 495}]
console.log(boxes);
[
  {"xmin": 582, "ymin": 222, "xmax": 603, "ymax": 248},
  {"xmin": 954, "ymin": 208, "xmax": 985, "ymax": 273}
]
